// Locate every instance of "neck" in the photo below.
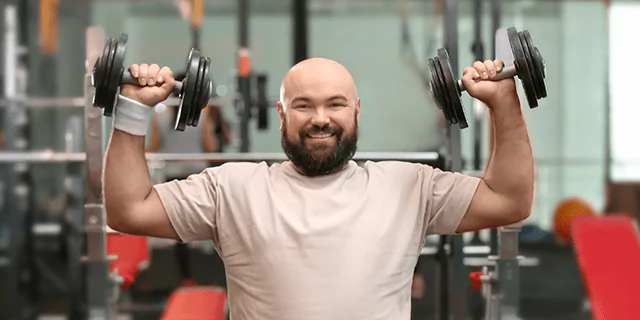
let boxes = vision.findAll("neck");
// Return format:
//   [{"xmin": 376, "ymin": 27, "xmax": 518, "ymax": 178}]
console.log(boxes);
[{"xmin": 289, "ymin": 161, "xmax": 351, "ymax": 177}]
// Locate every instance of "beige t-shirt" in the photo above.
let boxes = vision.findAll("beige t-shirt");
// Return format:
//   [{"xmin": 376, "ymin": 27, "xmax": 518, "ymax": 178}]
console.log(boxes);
[{"xmin": 154, "ymin": 160, "xmax": 480, "ymax": 320}]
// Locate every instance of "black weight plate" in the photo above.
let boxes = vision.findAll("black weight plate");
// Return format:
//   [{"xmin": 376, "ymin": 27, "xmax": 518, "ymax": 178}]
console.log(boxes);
[
  {"xmin": 437, "ymin": 48, "xmax": 468, "ymax": 128},
  {"xmin": 105, "ymin": 34, "xmax": 127, "ymax": 116},
  {"xmin": 432, "ymin": 58, "xmax": 455, "ymax": 125},
  {"xmin": 92, "ymin": 36, "xmax": 113, "ymax": 110},
  {"xmin": 518, "ymin": 32, "xmax": 542, "ymax": 108},
  {"xmin": 256, "ymin": 73, "xmax": 268, "ymax": 130},
  {"xmin": 102, "ymin": 37, "xmax": 118, "ymax": 116},
  {"xmin": 428, "ymin": 57, "xmax": 453, "ymax": 125},
  {"xmin": 508, "ymin": 28, "xmax": 537, "ymax": 109},
  {"xmin": 176, "ymin": 49, "xmax": 200, "ymax": 131},
  {"xmin": 188, "ymin": 57, "xmax": 206, "ymax": 126},
  {"xmin": 518, "ymin": 32, "xmax": 538, "ymax": 109},
  {"xmin": 192, "ymin": 58, "xmax": 212, "ymax": 127},
  {"xmin": 523, "ymin": 30, "xmax": 547, "ymax": 100}
]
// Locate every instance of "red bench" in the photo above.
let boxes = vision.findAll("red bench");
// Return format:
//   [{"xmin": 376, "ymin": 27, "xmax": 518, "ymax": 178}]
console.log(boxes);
[
  {"xmin": 107, "ymin": 233, "xmax": 150, "ymax": 290},
  {"xmin": 571, "ymin": 215, "xmax": 640, "ymax": 320},
  {"xmin": 161, "ymin": 286, "xmax": 227, "ymax": 320}
]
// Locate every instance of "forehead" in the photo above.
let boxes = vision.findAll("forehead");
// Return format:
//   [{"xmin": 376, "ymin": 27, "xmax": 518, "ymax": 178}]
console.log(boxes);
[{"xmin": 284, "ymin": 68, "xmax": 355, "ymax": 101}]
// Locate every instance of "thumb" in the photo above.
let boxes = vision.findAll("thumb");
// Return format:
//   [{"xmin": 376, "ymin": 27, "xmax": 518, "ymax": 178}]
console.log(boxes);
[
  {"xmin": 460, "ymin": 67, "xmax": 480, "ymax": 94},
  {"xmin": 161, "ymin": 77, "xmax": 176, "ymax": 96}
]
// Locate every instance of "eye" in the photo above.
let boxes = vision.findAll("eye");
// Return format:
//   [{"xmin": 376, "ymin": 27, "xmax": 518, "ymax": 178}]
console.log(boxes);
[
  {"xmin": 295, "ymin": 104, "xmax": 310, "ymax": 109},
  {"xmin": 331, "ymin": 103, "xmax": 345, "ymax": 108}
]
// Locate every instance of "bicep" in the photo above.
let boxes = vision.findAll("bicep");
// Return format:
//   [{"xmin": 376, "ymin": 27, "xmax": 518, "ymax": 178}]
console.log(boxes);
[
  {"xmin": 123, "ymin": 188, "xmax": 180, "ymax": 240},
  {"xmin": 455, "ymin": 180, "xmax": 521, "ymax": 233},
  {"xmin": 118, "ymin": 171, "xmax": 219, "ymax": 242}
]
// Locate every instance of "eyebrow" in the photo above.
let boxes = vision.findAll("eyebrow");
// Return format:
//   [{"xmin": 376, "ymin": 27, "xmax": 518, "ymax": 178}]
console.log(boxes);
[{"xmin": 290, "ymin": 95, "xmax": 348, "ymax": 104}]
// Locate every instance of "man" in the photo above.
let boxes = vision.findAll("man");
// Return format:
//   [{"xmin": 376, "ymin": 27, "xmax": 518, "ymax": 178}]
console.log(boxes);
[{"xmin": 104, "ymin": 58, "xmax": 534, "ymax": 320}]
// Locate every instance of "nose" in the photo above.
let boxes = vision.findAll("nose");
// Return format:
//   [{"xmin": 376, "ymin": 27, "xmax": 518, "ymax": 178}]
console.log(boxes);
[{"xmin": 309, "ymin": 108, "xmax": 331, "ymax": 127}]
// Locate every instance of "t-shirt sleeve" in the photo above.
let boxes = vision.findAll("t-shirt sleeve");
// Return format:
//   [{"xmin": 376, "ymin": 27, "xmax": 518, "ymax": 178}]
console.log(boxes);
[
  {"xmin": 422, "ymin": 166, "xmax": 481, "ymax": 235},
  {"xmin": 153, "ymin": 169, "xmax": 218, "ymax": 243}
]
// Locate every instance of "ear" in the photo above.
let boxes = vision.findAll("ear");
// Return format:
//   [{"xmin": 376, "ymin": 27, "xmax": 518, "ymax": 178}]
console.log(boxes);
[
  {"xmin": 277, "ymin": 101, "xmax": 285, "ymax": 131},
  {"xmin": 355, "ymin": 98, "xmax": 361, "ymax": 122}
]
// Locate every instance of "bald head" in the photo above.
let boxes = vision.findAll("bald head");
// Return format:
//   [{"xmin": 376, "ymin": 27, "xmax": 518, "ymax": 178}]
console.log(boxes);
[{"xmin": 279, "ymin": 58, "xmax": 358, "ymax": 110}]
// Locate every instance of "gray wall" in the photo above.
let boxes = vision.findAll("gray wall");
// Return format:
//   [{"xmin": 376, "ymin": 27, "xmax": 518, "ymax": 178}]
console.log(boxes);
[{"xmin": 16, "ymin": 0, "xmax": 610, "ymax": 231}]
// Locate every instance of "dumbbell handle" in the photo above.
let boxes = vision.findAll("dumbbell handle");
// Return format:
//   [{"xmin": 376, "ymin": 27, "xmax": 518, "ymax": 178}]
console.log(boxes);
[
  {"xmin": 121, "ymin": 72, "xmax": 183, "ymax": 95},
  {"xmin": 458, "ymin": 64, "xmax": 517, "ymax": 92}
]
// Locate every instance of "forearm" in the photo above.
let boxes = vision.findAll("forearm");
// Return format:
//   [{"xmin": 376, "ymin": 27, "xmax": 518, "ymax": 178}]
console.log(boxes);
[
  {"xmin": 483, "ymin": 96, "xmax": 534, "ymax": 215},
  {"xmin": 103, "ymin": 95, "xmax": 157, "ymax": 227},
  {"xmin": 104, "ymin": 130, "xmax": 154, "ymax": 225}
]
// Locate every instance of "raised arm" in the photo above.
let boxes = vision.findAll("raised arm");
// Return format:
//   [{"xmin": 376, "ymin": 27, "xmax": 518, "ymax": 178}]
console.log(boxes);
[
  {"xmin": 455, "ymin": 60, "xmax": 534, "ymax": 233},
  {"xmin": 104, "ymin": 63, "xmax": 179, "ymax": 239}
]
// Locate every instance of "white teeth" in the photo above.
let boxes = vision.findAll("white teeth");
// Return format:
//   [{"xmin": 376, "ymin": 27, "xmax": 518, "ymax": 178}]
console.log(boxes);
[{"xmin": 309, "ymin": 133, "xmax": 332, "ymax": 139}]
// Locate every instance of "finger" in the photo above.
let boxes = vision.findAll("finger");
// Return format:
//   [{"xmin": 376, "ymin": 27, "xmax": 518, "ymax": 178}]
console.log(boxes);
[
  {"xmin": 461, "ymin": 66, "xmax": 478, "ymax": 91},
  {"xmin": 483, "ymin": 60, "xmax": 496, "ymax": 78},
  {"xmin": 473, "ymin": 61, "xmax": 488, "ymax": 80},
  {"xmin": 494, "ymin": 59, "xmax": 504, "ymax": 73},
  {"xmin": 465, "ymin": 66, "xmax": 481, "ymax": 80},
  {"xmin": 138, "ymin": 64, "xmax": 149, "ymax": 86},
  {"xmin": 129, "ymin": 64, "xmax": 140, "ymax": 78},
  {"xmin": 157, "ymin": 66, "xmax": 173, "ymax": 84},
  {"xmin": 147, "ymin": 64, "xmax": 160, "ymax": 86}
]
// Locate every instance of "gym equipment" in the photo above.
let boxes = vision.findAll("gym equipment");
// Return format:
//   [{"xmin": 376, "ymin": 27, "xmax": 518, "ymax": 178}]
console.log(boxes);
[
  {"xmin": 553, "ymin": 197, "xmax": 596, "ymax": 244},
  {"xmin": 91, "ymin": 33, "xmax": 213, "ymax": 131},
  {"xmin": 572, "ymin": 215, "xmax": 640, "ymax": 320},
  {"xmin": 256, "ymin": 73, "xmax": 269, "ymax": 130},
  {"xmin": 467, "ymin": 223, "xmax": 540, "ymax": 320},
  {"xmin": 428, "ymin": 27, "xmax": 547, "ymax": 128},
  {"xmin": 107, "ymin": 234, "xmax": 150, "ymax": 291},
  {"xmin": 161, "ymin": 286, "xmax": 227, "ymax": 320},
  {"xmin": 0, "ymin": 151, "xmax": 441, "ymax": 163}
]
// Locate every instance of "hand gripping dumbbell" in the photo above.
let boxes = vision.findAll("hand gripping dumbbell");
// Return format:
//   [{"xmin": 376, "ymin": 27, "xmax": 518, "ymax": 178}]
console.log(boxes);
[
  {"xmin": 427, "ymin": 27, "xmax": 547, "ymax": 129},
  {"xmin": 91, "ymin": 33, "xmax": 213, "ymax": 131}
]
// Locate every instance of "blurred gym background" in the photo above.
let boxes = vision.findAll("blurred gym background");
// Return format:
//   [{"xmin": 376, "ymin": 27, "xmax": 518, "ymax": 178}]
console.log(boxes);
[{"xmin": 1, "ymin": 0, "xmax": 638, "ymax": 319}]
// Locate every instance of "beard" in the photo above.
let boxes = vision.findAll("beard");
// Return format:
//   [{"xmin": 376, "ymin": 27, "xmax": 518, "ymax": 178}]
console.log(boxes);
[{"xmin": 281, "ymin": 116, "xmax": 358, "ymax": 177}]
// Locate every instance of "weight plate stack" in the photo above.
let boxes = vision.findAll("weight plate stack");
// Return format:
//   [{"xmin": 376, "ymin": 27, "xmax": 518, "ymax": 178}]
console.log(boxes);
[
  {"xmin": 507, "ymin": 27, "xmax": 547, "ymax": 109},
  {"xmin": 427, "ymin": 49, "xmax": 468, "ymax": 129},
  {"xmin": 92, "ymin": 33, "xmax": 128, "ymax": 117},
  {"xmin": 176, "ymin": 49, "xmax": 200, "ymax": 131}
]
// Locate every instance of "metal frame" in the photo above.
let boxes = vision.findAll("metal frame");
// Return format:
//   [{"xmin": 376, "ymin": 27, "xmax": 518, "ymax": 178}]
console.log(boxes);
[
  {"xmin": 2, "ymin": 4, "xmax": 31, "ymax": 319},
  {"xmin": 434, "ymin": 0, "xmax": 468, "ymax": 318},
  {"xmin": 292, "ymin": 0, "xmax": 308, "ymax": 65},
  {"xmin": 237, "ymin": 0, "xmax": 251, "ymax": 153},
  {"xmin": 0, "ymin": 151, "xmax": 440, "ymax": 163},
  {"xmin": 83, "ymin": 26, "xmax": 114, "ymax": 320}
]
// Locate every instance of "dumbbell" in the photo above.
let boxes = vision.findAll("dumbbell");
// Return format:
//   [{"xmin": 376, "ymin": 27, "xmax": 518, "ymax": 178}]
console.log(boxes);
[
  {"xmin": 428, "ymin": 27, "xmax": 547, "ymax": 129},
  {"xmin": 91, "ymin": 33, "xmax": 213, "ymax": 131}
]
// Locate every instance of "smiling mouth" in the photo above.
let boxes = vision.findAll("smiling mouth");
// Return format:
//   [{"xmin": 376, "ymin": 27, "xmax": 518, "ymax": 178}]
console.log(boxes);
[{"xmin": 307, "ymin": 133, "xmax": 334, "ymax": 139}]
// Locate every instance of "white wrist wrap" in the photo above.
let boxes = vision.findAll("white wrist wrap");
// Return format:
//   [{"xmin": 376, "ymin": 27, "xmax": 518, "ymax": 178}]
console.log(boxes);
[{"xmin": 112, "ymin": 95, "xmax": 153, "ymax": 136}]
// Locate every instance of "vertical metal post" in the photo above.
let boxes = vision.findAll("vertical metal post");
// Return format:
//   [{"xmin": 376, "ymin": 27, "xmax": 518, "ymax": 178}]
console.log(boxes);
[
  {"xmin": 84, "ymin": 26, "xmax": 113, "ymax": 320},
  {"xmin": 237, "ymin": 0, "xmax": 251, "ymax": 153},
  {"xmin": 292, "ymin": 0, "xmax": 308, "ymax": 65},
  {"xmin": 497, "ymin": 224, "xmax": 521, "ymax": 318},
  {"xmin": 65, "ymin": 115, "xmax": 86, "ymax": 320},
  {"xmin": 437, "ymin": 0, "xmax": 467, "ymax": 319},
  {"xmin": 470, "ymin": 0, "xmax": 485, "ymax": 246},
  {"xmin": 2, "ymin": 5, "xmax": 28, "ymax": 319},
  {"xmin": 489, "ymin": 0, "xmax": 502, "ymax": 257}
]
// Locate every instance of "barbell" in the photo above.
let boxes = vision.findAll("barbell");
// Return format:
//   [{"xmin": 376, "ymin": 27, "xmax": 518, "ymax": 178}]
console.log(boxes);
[
  {"xmin": 428, "ymin": 27, "xmax": 547, "ymax": 129},
  {"xmin": 91, "ymin": 33, "xmax": 213, "ymax": 131}
]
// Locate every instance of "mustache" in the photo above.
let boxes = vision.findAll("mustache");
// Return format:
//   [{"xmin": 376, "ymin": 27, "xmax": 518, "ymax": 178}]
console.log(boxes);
[{"xmin": 301, "ymin": 124, "xmax": 340, "ymax": 135}]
